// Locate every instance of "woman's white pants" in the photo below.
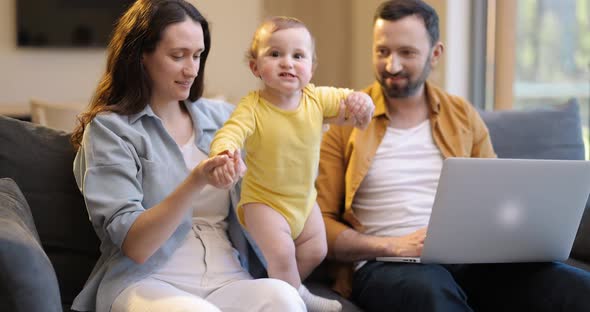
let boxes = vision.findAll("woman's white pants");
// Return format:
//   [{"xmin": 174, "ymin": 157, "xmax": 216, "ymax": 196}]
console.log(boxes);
[{"xmin": 112, "ymin": 223, "xmax": 305, "ymax": 312}]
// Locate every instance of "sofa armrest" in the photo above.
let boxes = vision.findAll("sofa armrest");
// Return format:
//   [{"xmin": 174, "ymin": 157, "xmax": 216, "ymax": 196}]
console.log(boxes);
[{"xmin": 0, "ymin": 178, "xmax": 62, "ymax": 312}]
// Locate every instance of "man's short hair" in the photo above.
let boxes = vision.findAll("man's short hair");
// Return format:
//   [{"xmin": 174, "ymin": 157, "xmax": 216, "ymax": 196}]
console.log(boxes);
[{"xmin": 374, "ymin": 0, "xmax": 440, "ymax": 46}]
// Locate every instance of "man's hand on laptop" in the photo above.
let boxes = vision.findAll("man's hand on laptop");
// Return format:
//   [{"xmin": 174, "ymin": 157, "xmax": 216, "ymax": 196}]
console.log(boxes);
[{"xmin": 380, "ymin": 227, "xmax": 427, "ymax": 257}]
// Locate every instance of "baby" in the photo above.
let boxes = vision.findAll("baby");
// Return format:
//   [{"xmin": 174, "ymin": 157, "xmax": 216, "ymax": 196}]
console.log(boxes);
[{"xmin": 210, "ymin": 16, "xmax": 374, "ymax": 312}]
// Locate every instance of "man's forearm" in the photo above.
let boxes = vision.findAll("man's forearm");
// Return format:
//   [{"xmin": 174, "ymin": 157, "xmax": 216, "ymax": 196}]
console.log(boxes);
[{"xmin": 332, "ymin": 228, "xmax": 389, "ymax": 262}]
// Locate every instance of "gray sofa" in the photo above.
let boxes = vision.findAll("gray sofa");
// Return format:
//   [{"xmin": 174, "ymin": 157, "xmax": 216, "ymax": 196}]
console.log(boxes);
[{"xmin": 1, "ymin": 99, "xmax": 589, "ymax": 312}]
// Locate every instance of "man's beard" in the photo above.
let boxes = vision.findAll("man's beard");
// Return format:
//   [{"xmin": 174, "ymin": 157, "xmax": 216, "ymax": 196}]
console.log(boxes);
[{"xmin": 377, "ymin": 57, "xmax": 431, "ymax": 99}]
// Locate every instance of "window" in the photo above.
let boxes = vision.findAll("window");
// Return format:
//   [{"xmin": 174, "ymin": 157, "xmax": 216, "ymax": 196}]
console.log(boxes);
[{"xmin": 485, "ymin": 0, "xmax": 590, "ymax": 158}]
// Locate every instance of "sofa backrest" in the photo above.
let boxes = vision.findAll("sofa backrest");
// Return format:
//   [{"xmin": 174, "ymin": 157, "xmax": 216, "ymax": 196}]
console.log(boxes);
[
  {"xmin": 479, "ymin": 99, "xmax": 590, "ymax": 263},
  {"xmin": 0, "ymin": 116, "xmax": 100, "ymax": 306},
  {"xmin": 480, "ymin": 99, "xmax": 585, "ymax": 160}
]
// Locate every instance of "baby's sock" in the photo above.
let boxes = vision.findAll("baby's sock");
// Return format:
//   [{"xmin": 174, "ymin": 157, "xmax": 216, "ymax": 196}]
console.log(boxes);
[{"xmin": 298, "ymin": 284, "xmax": 342, "ymax": 312}]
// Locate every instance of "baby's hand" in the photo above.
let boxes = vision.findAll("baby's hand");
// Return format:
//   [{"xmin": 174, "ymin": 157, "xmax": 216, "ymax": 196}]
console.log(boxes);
[
  {"xmin": 344, "ymin": 92, "xmax": 374, "ymax": 130},
  {"xmin": 229, "ymin": 149, "xmax": 247, "ymax": 178}
]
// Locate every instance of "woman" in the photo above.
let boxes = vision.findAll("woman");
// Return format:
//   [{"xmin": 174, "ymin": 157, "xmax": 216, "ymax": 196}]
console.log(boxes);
[{"xmin": 70, "ymin": 1, "xmax": 305, "ymax": 311}]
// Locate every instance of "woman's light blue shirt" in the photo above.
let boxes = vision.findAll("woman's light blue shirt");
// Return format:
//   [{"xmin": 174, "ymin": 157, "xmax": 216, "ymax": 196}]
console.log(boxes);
[{"xmin": 71, "ymin": 98, "xmax": 262, "ymax": 312}]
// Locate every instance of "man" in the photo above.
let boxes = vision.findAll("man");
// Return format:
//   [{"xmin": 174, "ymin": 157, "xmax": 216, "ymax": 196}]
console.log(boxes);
[{"xmin": 316, "ymin": 0, "xmax": 590, "ymax": 311}]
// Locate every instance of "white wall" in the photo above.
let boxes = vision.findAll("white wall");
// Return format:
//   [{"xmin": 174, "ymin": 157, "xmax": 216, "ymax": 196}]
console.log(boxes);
[
  {"xmin": 351, "ymin": 0, "xmax": 382, "ymax": 90},
  {"xmin": 0, "ymin": 0, "xmax": 261, "ymax": 115},
  {"xmin": 444, "ymin": 0, "xmax": 471, "ymax": 99},
  {"xmin": 191, "ymin": 0, "xmax": 261, "ymax": 103},
  {"xmin": 0, "ymin": 0, "xmax": 473, "ymax": 115}
]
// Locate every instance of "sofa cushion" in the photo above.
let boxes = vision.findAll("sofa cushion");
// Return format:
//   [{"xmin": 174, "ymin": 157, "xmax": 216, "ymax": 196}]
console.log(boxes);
[
  {"xmin": 479, "ymin": 99, "xmax": 584, "ymax": 160},
  {"xmin": 0, "ymin": 178, "xmax": 62, "ymax": 312},
  {"xmin": 0, "ymin": 116, "xmax": 100, "ymax": 305},
  {"xmin": 479, "ymin": 99, "xmax": 589, "ymax": 264}
]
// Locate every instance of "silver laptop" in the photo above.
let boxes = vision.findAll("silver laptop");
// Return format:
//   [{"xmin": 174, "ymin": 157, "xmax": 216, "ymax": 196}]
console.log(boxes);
[{"xmin": 377, "ymin": 157, "xmax": 590, "ymax": 264}]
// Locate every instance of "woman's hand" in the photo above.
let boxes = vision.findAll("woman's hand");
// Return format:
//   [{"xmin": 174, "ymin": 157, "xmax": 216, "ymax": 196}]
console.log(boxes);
[
  {"xmin": 202, "ymin": 149, "xmax": 247, "ymax": 189},
  {"xmin": 196, "ymin": 154, "xmax": 235, "ymax": 189}
]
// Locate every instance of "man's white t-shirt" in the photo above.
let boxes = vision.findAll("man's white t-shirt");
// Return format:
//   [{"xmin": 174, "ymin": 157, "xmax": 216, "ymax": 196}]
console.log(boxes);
[{"xmin": 353, "ymin": 120, "xmax": 443, "ymax": 238}]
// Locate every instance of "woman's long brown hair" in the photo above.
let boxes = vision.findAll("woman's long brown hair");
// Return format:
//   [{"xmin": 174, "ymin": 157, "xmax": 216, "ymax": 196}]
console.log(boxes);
[{"xmin": 70, "ymin": 0, "xmax": 210, "ymax": 149}]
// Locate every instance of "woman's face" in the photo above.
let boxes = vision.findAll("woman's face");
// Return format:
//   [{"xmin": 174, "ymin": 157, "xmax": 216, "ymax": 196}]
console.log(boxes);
[{"xmin": 142, "ymin": 19, "xmax": 204, "ymax": 108}]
